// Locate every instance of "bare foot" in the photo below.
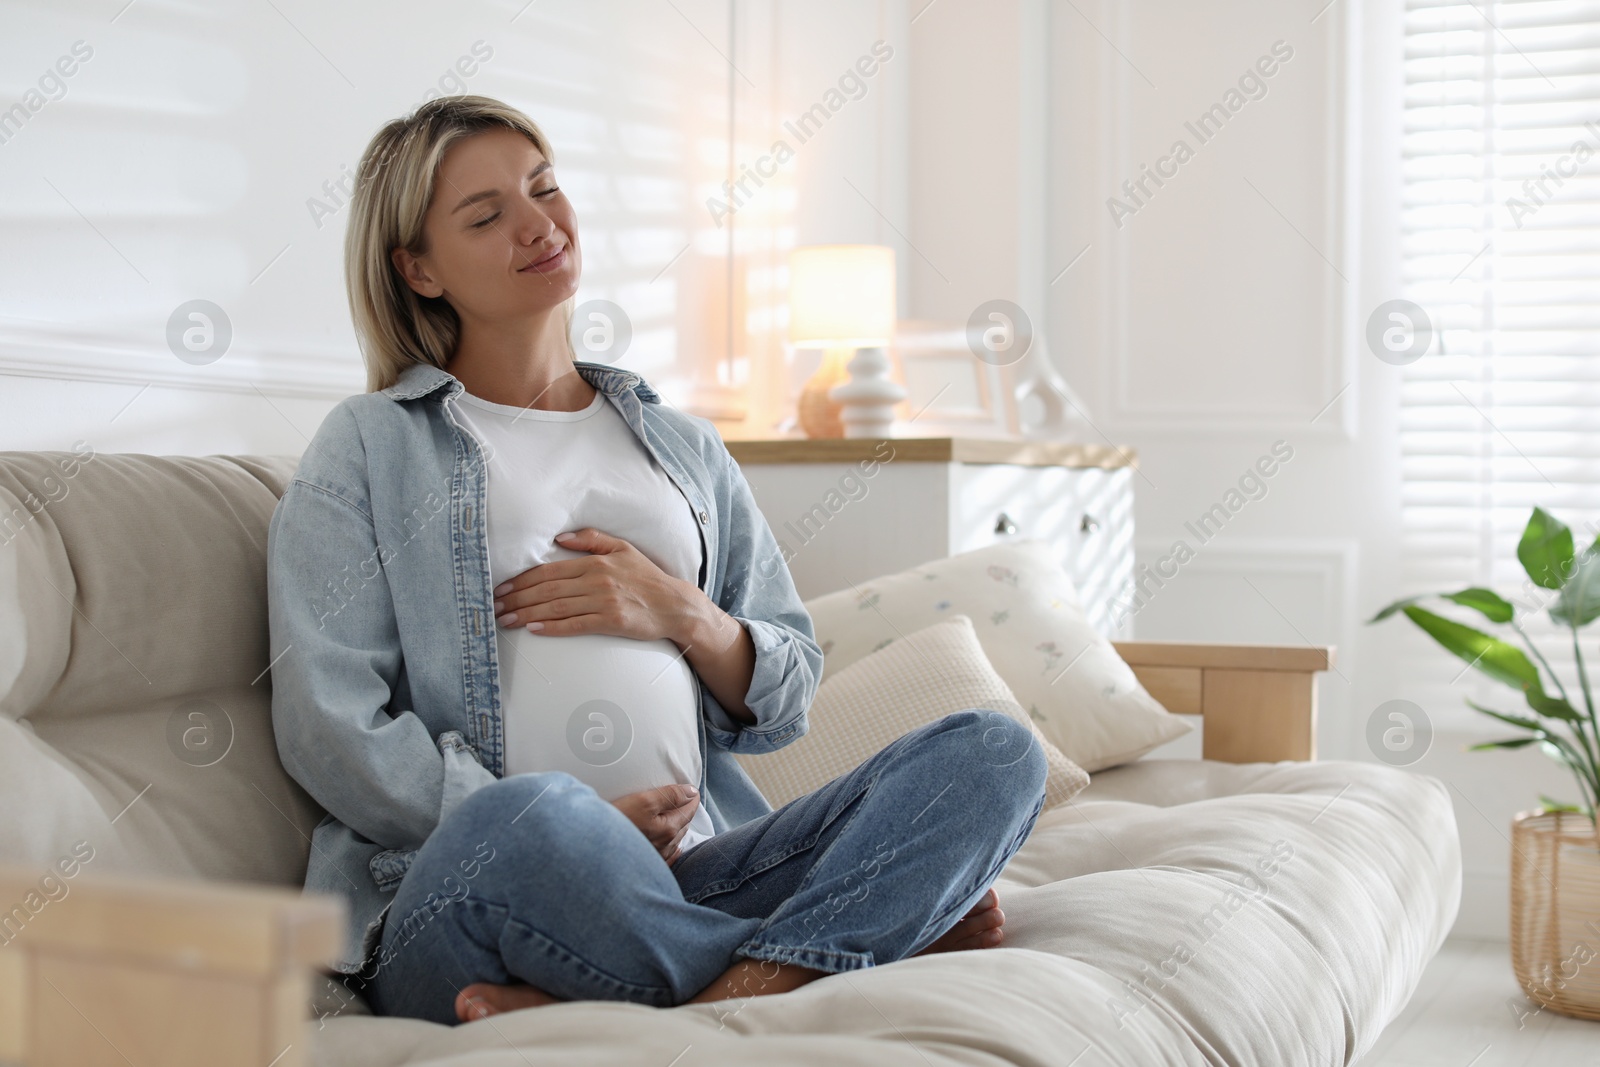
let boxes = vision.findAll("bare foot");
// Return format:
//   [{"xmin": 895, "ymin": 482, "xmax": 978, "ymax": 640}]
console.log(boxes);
[
  {"xmin": 454, "ymin": 889, "xmax": 1005, "ymax": 1021},
  {"xmin": 685, "ymin": 957, "xmax": 827, "ymax": 1004},
  {"xmin": 913, "ymin": 887, "xmax": 1005, "ymax": 956},
  {"xmin": 456, "ymin": 958, "xmax": 828, "ymax": 1021},
  {"xmin": 455, "ymin": 980, "xmax": 560, "ymax": 1023}
]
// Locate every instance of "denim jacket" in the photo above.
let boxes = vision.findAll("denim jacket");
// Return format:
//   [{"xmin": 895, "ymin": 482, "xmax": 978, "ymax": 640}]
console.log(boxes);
[{"xmin": 265, "ymin": 359, "xmax": 823, "ymax": 976}]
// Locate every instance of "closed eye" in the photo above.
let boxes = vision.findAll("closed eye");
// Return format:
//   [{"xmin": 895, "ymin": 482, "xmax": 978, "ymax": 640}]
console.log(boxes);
[{"xmin": 471, "ymin": 185, "xmax": 561, "ymax": 229}]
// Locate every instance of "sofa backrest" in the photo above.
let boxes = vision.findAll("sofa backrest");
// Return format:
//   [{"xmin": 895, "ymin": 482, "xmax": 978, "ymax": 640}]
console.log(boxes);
[{"xmin": 0, "ymin": 450, "xmax": 322, "ymax": 889}]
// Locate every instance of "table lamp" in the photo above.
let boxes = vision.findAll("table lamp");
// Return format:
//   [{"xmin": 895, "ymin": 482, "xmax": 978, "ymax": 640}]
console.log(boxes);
[{"xmin": 788, "ymin": 244, "xmax": 903, "ymax": 438}]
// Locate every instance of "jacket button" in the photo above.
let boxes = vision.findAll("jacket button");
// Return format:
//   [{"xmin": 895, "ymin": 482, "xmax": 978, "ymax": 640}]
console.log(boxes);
[{"xmin": 698, "ymin": 510, "xmax": 709, "ymax": 524}]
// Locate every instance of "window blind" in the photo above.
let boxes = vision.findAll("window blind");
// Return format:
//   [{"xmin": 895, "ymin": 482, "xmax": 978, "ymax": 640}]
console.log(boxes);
[{"xmin": 1400, "ymin": 0, "xmax": 1600, "ymax": 709}]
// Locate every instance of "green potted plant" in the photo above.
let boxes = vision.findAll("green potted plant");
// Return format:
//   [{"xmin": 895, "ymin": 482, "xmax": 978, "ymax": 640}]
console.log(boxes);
[{"xmin": 1369, "ymin": 506, "xmax": 1600, "ymax": 1021}]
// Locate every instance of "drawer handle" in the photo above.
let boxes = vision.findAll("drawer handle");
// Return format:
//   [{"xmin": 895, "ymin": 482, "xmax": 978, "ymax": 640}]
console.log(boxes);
[
  {"xmin": 994, "ymin": 511, "xmax": 1019, "ymax": 536},
  {"xmin": 1080, "ymin": 513, "xmax": 1100, "ymax": 533}
]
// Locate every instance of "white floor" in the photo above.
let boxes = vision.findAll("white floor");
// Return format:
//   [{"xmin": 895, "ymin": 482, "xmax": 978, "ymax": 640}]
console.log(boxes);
[{"xmin": 1356, "ymin": 937, "xmax": 1599, "ymax": 1066}]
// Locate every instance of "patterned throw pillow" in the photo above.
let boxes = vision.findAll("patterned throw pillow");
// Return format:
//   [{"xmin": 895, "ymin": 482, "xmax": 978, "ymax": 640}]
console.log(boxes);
[
  {"xmin": 735, "ymin": 614, "xmax": 1089, "ymax": 813},
  {"xmin": 801, "ymin": 539, "xmax": 1192, "ymax": 773}
]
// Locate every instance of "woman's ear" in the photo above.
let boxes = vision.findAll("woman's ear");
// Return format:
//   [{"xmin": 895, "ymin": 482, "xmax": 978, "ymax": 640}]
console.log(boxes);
[{"xmin": 391, "ymin": 246, "xmax": 443, "ymax": 299}]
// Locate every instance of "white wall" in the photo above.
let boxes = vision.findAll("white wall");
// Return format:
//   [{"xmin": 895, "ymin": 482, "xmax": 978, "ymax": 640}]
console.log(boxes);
[
  {"xmin": 901, "ymin": 0, "xmax": 1554, "ymax": 939},
  {"xmin": 1083, "ymin": 0, "xmax": 1553, "ymax": 941},
  {"xmin": 0, "ymin": 0, "xmax": 910, "ymax": 452},
  {"xmin": 1037, "ymin": 0, "xmax": 1363, "ymax": 754}
]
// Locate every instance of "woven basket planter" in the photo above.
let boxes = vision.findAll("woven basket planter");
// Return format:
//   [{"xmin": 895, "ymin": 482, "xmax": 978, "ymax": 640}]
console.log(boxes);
[{"xmin": 1510, "ymin": 810, "xmax": 1600, "ymax": 1021}]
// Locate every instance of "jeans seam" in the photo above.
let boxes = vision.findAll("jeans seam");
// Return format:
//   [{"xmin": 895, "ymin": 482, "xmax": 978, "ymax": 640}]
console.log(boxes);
[
  {"xmin": 907, "ymin": 784, "xmax": 1047, "ymax": 953},
  {"xmin": 732, "ymin": 941, "xmax": 875, "ymax": 973},
  {"xmin": 681, "ymin": 768, "xmax": 881, "ymax": 904},
  {"xmin": 729, "ymin": 766, "xmax": 886, "ymax": 968},
  {"xmin": 458, "ymin": 896, "xmax": 677, "ymax": 1007},
  {"xmin": 681, "ymin": 833, "xmax": 818, "ymax": 903}
]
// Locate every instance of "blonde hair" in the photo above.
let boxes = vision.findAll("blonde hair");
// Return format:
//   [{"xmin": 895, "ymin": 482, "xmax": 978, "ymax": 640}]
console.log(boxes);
[{"xmin": 344, "ymin": 94, "xmax": 575, "ymax": 393}]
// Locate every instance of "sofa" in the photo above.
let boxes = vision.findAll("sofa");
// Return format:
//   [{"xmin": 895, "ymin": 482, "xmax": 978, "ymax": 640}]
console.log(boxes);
[{"xmin": 0, "ymin": 451, "xmax": 1462, "ymax": 1067}]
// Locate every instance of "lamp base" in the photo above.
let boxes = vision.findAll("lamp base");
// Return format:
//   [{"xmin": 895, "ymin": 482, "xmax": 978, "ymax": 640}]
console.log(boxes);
[
  {"xmin": 829, "ymin": 346, "xmax": 905, "ymax": 439},
  {"xmin": 797, "ymin": 346, "xmax": 850, "ymax": 438}
]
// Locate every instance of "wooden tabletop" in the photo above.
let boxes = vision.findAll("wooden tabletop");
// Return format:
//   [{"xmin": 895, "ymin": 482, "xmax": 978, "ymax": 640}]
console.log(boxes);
[{"xmin": 722, "ymin": 436, "xmax": 1138, "ymax": 469}]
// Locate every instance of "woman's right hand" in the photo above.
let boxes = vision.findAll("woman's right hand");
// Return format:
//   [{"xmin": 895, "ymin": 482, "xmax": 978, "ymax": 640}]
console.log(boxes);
[{"xmin": 610, "ymin": 783, "xmax": 700, "ymax": 865}]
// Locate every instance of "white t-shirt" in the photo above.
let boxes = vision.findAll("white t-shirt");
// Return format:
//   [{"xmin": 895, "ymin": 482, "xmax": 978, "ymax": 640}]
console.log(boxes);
[{"xmin": 449, "ymin": 384, "xmax": 715, "ymax": 850}]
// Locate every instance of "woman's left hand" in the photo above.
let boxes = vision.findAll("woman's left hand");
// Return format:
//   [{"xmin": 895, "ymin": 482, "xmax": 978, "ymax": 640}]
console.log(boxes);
[
  {"xmin": 491, "ymin": 528, "xmax": 701, "ymax": 643},
  {"xmin": 609, "ymin": 783, "xmax": 701, "ymax": 866}
]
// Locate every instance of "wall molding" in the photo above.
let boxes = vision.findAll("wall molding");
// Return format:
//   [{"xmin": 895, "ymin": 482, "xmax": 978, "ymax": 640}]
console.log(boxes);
[
  {"xmin": 1099, "ymin": 0, "xmax": 1358, "ymax": 439},
  {"xmin": 0, "ymin": 322, "xmax": 364, "ymax": 400},
  {"xmin": 1131, "ymin": 535, "xmax": 1360, "ymax": 754}
]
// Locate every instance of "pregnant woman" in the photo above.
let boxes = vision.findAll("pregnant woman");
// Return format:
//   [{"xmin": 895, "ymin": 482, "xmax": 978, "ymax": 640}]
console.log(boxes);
[{"xmin": 266, "ymin": 94, "xmax": 1048, "ymax": 1028}]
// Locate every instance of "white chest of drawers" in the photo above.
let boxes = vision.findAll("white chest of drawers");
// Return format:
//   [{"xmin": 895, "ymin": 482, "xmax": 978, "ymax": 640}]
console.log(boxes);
[{"xmin": 723, "ymin": 437, "xmax": 1138, "ymax": 638}]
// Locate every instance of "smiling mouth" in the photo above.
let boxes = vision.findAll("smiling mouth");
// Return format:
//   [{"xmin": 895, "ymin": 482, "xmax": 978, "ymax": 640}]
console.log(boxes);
[{"xmin": 519, "ymin": 247, "xmax": 567, "ymax": 272}]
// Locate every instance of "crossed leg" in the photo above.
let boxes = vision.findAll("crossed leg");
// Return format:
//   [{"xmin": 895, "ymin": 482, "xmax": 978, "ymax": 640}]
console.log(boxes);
[
  {"xmin": 386, "ymin": 709, "xmax": 1046, "ymax": 1025},
  {"xmin": 456, "ymin": 886, "xmax": 1006, "ymax": 1022}
]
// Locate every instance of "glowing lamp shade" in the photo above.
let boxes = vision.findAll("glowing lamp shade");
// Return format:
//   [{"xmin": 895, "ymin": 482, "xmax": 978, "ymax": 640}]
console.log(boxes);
[{"xmin": 787, "ymin": 245, "xmax": 896, "ymax": 348}]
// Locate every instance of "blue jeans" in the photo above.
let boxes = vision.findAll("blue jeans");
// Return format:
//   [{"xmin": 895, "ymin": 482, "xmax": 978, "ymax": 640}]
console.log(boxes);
[{"xmin": 360, "ymin": 709, "xmax": 1048, "ymax": 1025}]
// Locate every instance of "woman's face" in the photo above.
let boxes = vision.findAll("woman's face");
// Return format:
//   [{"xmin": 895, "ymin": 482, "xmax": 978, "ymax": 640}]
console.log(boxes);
[{"xmin": 392, "ymin": 126, "xmax": 581, "ymax": 322}]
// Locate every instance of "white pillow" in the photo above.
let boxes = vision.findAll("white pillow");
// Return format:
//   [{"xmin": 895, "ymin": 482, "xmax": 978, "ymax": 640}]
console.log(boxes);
[
  {"xmin": 736, "ymin": 614, "xmax": 1088, "ymax": 813},
  {"xmin": 801, "ymin": 540, "xmax": 1191, "ymax": 773}
]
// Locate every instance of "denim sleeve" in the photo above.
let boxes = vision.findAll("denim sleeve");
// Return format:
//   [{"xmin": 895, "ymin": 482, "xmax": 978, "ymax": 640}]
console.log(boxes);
[
  {"xmin": 266, "ymin": 474, "xmax": 495, "ymax": 854},
  {"xmin": 700, "ymin": 448, "xmax": 823, "ymax": 754}
]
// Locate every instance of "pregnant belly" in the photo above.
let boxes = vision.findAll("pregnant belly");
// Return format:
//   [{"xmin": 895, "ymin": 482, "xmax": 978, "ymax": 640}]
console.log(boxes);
[{"xmin": 495, "ymin": 627, "xmax": 704, "ymax": 805}]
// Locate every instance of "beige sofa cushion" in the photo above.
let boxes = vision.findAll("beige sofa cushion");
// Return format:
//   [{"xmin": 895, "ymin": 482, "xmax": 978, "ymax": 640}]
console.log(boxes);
[
  {"xmin": 306, "ymin": 759, "xmax": 1464, "ymax": 1066},
  {"xmin": 735, "ymin": 614, "xmax": 1088, "ymax": 813},
  {"xmin": 802, "ymin": 539, "xmax": 1192, "ymax": 772},
  {"xmin": 0, "ymin": 451, "xmax": 320, "ymax": 888}
]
